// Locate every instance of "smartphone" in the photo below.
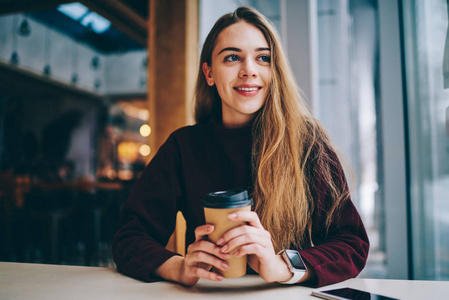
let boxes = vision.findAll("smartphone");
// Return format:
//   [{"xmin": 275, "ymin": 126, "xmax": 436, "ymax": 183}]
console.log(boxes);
[{"xmin": 311, "ymin": 287, "xmax": 400, "ymax": 300}]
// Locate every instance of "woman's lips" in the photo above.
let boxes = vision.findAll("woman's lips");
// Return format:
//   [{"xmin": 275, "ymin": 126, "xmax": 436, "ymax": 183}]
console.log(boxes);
[{"xmin": 233, "ymin": 86, "xmax": 262, "ymax": 96}]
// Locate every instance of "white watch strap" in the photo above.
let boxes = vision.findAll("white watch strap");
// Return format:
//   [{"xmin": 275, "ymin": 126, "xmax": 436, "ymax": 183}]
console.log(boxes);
[
  {"xmin": 277, "ymin": 249, "xmax": 307, "ymax": 284},
  {"xmin": 278, "ymin": 269, "xmax": 305, "ymax": 284}
]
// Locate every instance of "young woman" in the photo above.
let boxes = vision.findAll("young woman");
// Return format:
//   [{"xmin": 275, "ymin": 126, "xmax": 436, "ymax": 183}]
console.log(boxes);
[{"xmin": 112, "ymin": 6, "xmax": 369, "ymax": 288}]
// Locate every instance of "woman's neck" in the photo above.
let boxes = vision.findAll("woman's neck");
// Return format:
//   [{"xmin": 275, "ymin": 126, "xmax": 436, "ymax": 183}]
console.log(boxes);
[{"xmin": 221, "ymin": 113, "xmax": 257, "ymax": 129}]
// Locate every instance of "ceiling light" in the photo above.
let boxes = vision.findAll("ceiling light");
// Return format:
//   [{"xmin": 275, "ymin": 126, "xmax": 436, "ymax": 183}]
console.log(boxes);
[
  {"xmin": 10, "ymin": 51, "xmax": 19, "ymax": 65},
  {"xmin": 57, "ymin": 2, "xmax": 111, "ymax": 34},
  {"xmin": 81, "ymin": 11, "xmax": 111, "ymax": 34},
  {"xmin": 19, "ymin": 19, "xmax": 31, "ymax": 37},
  {"xmin": 57, "ymin": 3, "xmax": 88, "ymax": 20}
]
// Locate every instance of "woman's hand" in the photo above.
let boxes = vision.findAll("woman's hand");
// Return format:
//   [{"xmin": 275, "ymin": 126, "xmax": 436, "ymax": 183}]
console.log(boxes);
[
  {"xmin": 216, "ymin": 211, "xmax": 293, "ymax": 283},
  {"xmin": 178, "ymin": 224, "xmax": 231, "ymax": 286}
]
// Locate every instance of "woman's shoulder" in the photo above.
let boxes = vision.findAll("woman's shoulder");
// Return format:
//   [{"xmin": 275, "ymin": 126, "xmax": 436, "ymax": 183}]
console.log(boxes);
[
  {"xmin": 163, "ymin": 122, "xmax": 213, "ymax": 150},
  {"xmin": 151, "ymin": 123, "xmax": 211, "ymax": 161}
]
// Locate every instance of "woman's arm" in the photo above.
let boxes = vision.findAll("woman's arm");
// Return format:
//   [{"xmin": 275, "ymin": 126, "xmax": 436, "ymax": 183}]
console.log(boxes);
[
  {"xmin": 112, "ymin": 134, "xmax": 183, "ymax": 282},
  {"xmin": 220, "ymin": 195, "xmax": 367, "ymax": 287},
  {"xmin": 297, "ymin": 143, "xmax": 370, "ymax": 287},
  {"xmin": 298, "ymin": 198, "xmax": 369, "ymax": 287},
  {"xmin": 113, "ymin": 126, "xmax": 243, "ymax": 285},
  {"xmin": 216, "ymin": 147, "xmax": 368, "ymax": 287}
]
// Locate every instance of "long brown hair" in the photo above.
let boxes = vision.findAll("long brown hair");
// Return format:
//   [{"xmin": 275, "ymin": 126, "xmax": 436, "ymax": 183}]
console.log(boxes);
[{"xmin": 194, "ymin": 6, "xmax": 349, "ymax": 251}]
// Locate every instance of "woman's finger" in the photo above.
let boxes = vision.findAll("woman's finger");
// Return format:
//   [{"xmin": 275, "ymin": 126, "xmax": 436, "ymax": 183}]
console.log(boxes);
[
  {"xmin": 228, "ymin": 211, "xmax": 263, "ymax": 228},
  {"xmin": 194, "ymin": 224, "xmax": 214, "ymax": 241},
  {"xmin": 220, "ymin": 230, "xmax": 270, "ymax": 254},
  {"xmin": 186, "ymin": 266, "xmax": 224, "ymax": 282},
  {"xmin": 217, "ymin": 224, "xmax": 270, "ymax": 246},
  {"xmin": 185, "ymin": 251, "xmax": 229, "ymax": 272},
  {"xmin": 187, "ymin": 239, "xmax": 230, "ymax": 260},
  {"xmin": 232, "ymin": 243, "xmax": 265, "ymax": 257}
]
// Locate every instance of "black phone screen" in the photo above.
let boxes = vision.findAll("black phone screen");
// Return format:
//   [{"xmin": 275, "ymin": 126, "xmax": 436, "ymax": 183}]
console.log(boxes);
[{"xmin": 312, "ymin": 287, "xmax": 400, "ymax": 300}]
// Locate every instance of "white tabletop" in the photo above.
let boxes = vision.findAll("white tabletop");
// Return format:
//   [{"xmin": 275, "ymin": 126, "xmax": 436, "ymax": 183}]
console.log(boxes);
[{"xmin": 1, "ymin": 262, "xmax": 448, "ymax": 300}]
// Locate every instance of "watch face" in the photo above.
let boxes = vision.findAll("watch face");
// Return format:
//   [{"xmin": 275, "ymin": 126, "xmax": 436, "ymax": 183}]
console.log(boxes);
[{"xmin": 286, "ymin": 250, "xmax": 306, "ymax": 270}]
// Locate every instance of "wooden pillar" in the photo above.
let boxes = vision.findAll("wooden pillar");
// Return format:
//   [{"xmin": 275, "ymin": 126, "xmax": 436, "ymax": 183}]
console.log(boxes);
[{"xmin": 147, "ymin": 0, "xmax": 198, "ymax": 255}]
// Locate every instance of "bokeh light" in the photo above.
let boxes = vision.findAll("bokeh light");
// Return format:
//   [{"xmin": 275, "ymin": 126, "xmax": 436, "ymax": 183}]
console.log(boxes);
[
  {"xmin": 139, "ymin": 124, "xmax": 151, "ymax": 137},
  {"xmin": 139, "ymin": 144, "xmax": 151, "ymax": 156}
]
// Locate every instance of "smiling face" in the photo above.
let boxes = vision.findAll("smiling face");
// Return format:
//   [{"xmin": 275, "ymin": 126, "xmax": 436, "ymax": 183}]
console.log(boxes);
[{"xmin": 202, "ymin": 21, "xmax": 272, "ymax": 128}]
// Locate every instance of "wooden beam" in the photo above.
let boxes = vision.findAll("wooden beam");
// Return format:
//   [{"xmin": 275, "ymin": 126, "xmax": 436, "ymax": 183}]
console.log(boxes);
[
  {"xmin": 147, "ymin": 0, "xmax": 198, "ymax": 154},
  {"xmin": 80, "ymin": 0, "xmax": 147, "ymax": 46},
  {"xmin": 147, "ymin": 0, "xmax": 198, "ymax": 254},
  {"xmin": 184, "ymin": 0, "xmax": 198, "ymax": 125}
]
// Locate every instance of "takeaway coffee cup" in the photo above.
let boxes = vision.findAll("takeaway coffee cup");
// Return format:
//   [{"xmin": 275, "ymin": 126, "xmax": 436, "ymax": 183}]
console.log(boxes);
[{"xmin": 202, "ymin": 189, "xmax": 253, "ymax": 278}]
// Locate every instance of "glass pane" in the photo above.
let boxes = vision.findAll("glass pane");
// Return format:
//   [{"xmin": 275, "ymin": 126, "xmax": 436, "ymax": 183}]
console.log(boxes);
[
  {"xmin": 402, "ymin": 0, "xmax": 449, "ymax": 280},
  {"xmin": 316, "ymin": 0, "xmax": 387, "ymax": 278}
]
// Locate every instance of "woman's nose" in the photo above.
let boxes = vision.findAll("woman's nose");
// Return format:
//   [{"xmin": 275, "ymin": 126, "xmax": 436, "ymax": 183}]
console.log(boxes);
[{"xmin": 239, "ymin": 61, "xmax": 257, "ymax": 78}]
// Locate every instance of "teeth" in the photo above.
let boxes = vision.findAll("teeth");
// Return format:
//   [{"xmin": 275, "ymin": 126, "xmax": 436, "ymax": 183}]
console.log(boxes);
[{"xmin": 236, "ymin": 87, "xmax": 258, "ymax": 91}]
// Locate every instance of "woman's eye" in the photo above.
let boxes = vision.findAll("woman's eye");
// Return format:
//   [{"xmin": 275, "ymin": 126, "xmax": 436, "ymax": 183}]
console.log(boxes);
[
  {"xmin": 225, "ymin": 54, "xmax": 239, "ymax": 62},
  {"xmin": 258, "ymin": 55, "xmax": 270, "ymax": 63}
]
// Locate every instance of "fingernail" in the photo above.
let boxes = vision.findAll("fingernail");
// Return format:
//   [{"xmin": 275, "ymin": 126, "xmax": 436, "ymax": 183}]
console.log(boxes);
[
  {"xmin": 221, "ymin": 245, "xmax": 228, "ymax": 253},
  {"xmin": 221, "ymin": 262, "xmax": 229, "ymax": 270},
  {"xmin": 216, "ymin": 275, "xmax": 224, "ymax": 281},
  {"xmin": 207, "ymin": 225, "xmax": 214, "ymax": 231},
  {"xmin": 216, "ymin": 238, "xmax": 224, "ymax": 245},
  {"xmin": 222, "ymin": 253, "xmax": 230, "ymax": 259},
  {"xmin": 233, "ymin": 250, "xmax": 240, "ymax": 256},
  {"xmin": 228, "ymin": 213, "xmax": 237, "ymax": 219}
]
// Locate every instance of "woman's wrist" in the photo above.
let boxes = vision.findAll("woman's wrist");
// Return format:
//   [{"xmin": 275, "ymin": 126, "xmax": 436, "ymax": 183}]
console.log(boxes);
[
  {"xmin": 273, "ymin": 254, "xmax": 295, "ymax": 282},
  {"xmin": 153, "ymin": 255, "xmax": 185, "ymax": 284},
  {"xmin": 275, "ymin": 251, "xmax": 314, "ymax": 284}
]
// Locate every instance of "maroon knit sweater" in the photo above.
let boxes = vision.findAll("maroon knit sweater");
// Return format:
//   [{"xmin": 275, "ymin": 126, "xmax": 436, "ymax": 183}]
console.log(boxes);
[{"xmin": 112, "ymin": 120, "xmax": 369, "ymax": 287}]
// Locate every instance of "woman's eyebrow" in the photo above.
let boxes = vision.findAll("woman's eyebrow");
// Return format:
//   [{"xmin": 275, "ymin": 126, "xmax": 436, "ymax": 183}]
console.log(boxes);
[
  {"xmin": 218, "ymin": 47, "xmax": 241, "ymax": 54},
  {"xmin": 218, "ymin": 47, "xmax": 271, "ymax": 55}
]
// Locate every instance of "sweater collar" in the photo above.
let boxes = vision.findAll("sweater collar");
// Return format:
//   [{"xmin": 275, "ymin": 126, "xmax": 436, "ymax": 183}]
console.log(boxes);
[{"xmin": 210, "ymin": 117, "xmax": 254, "ymax": 137}]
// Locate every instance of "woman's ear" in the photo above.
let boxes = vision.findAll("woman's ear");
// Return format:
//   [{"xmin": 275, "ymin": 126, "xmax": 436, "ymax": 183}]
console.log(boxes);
[{"xmin": 202, "ymin": 62, "xmax": 214, "ymax": 86}]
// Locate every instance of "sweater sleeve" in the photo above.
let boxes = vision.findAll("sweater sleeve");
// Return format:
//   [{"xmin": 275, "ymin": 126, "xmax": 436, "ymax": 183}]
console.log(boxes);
[
  {"xmin": 112, "ymin": 133, "xmax": 184, "ymax": 282},
  {"xmin": 298, "ymin": 147, "xmax": 370, "ymax": 287}
]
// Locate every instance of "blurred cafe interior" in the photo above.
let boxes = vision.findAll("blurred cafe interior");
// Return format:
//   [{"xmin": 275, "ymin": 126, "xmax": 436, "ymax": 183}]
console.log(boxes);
[
  {"xmin": 0, "ymin": 0, "xmax": 154, "ymax": 267},
  {"xmin": 0, "ymin": 0, "xmax": 449, "ymax": 283}
]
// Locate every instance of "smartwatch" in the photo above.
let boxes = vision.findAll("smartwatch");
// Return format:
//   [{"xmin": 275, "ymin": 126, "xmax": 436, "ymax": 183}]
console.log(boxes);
[{"xmin": 278, "ymin": 249, "xmax": 307, "ymax": 284}]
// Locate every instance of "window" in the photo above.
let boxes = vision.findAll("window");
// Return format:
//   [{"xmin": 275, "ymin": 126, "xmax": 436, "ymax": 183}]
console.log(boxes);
[{"xmin": 402, "ymin": 0, "xmax": 449, "ymax": 280}]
